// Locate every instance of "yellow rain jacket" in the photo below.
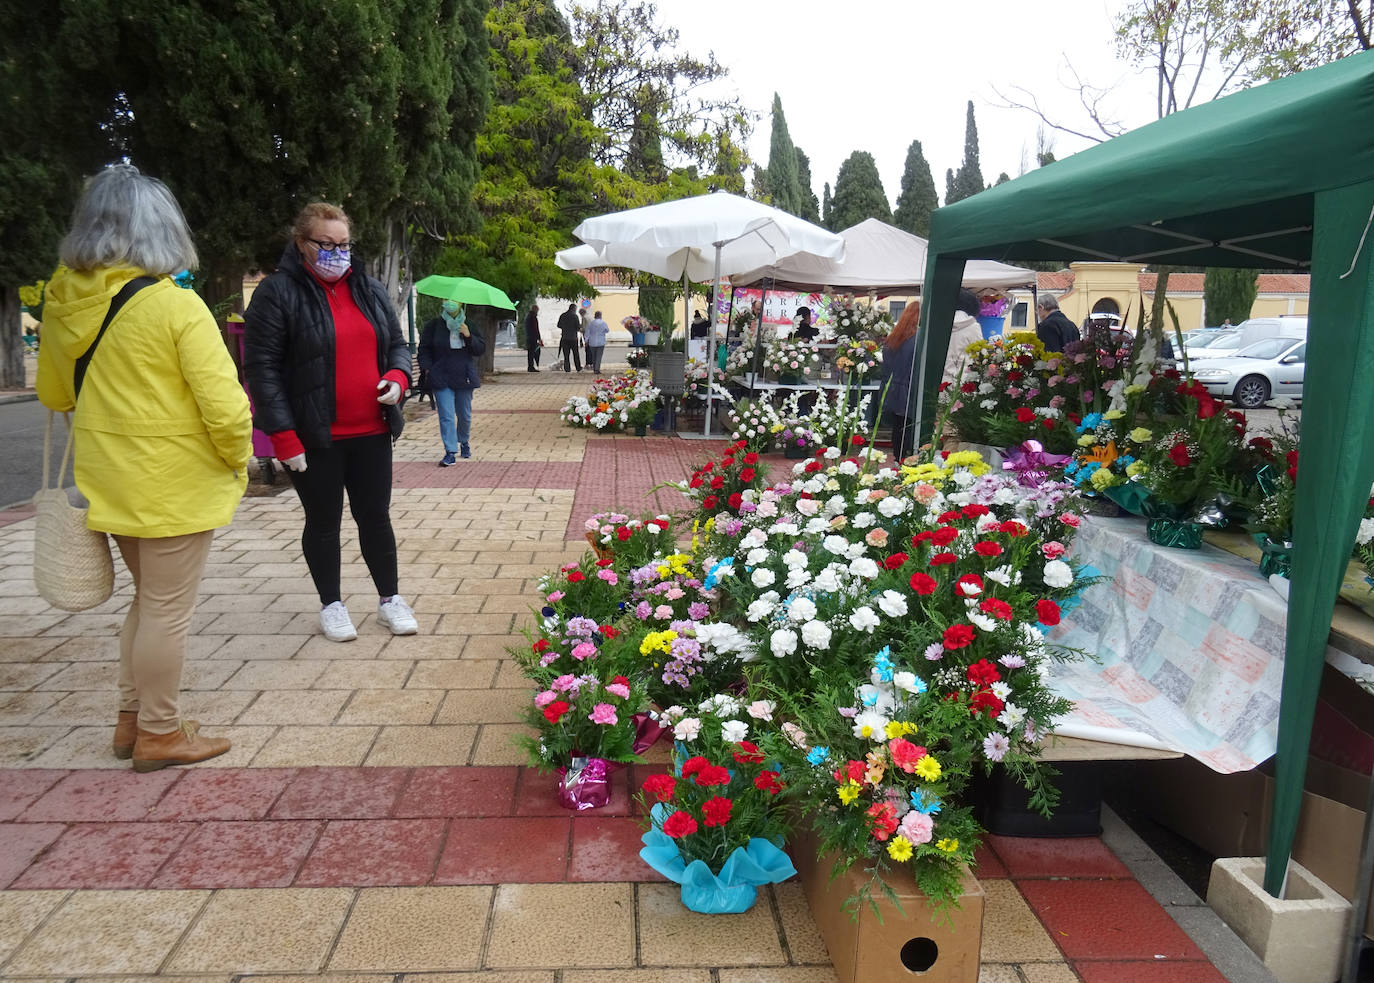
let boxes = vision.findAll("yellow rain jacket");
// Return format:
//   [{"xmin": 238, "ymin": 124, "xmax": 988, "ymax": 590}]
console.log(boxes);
[{"xmin": 36, "ymin": 267, "xmax": 251, "ymax": 538}]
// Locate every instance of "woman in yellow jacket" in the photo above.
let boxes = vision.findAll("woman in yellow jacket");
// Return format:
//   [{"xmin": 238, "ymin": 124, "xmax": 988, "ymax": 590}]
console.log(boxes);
[{"xmin": 37, "ymin": 165, "xmax": 251, "ymax": 772}]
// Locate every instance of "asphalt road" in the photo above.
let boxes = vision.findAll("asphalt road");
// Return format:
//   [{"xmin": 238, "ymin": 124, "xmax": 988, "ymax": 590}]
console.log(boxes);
[{"xmin": 0, "ymin": 397, "xmax": 52, "ymax": 510}]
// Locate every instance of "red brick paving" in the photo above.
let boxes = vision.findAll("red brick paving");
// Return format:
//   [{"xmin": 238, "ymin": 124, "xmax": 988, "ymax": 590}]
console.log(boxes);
[
  {"xmin": 150, "ymin": 819, "xmax": 320, "ymax": 889},
  {"xmin": 985, "ymin": 833, "xmax": 1133, "ymax": 879},
  {"xmin": 1016, "ymin": 879, "xmax": 1206, "ymax": 962},
  {"xmin": 296, "ymin": 818, "xmax": 447, "ymax": 887},
  {"xmin": 1074, "ymin": 962, "xmax": 1230, "ymax": 983}
]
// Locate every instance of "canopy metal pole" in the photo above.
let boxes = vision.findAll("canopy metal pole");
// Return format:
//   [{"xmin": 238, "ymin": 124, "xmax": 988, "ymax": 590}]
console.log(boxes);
[
  {"xmin": 750, "ymin": 278, "xmax": 773, "ymax": 386},
  {"xmin": 704, "ymin": 244, "xmax": 725, "ymax": 436}
]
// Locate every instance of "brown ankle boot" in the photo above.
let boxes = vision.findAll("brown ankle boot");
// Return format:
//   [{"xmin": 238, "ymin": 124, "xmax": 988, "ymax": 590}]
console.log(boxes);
[
  {"xmin": 131, "ymin": 720, "xmax": 230, "ymax": 773},
  {"xmin": 113, "ymin": 710, "xmax": 138, "ymax": 759}
]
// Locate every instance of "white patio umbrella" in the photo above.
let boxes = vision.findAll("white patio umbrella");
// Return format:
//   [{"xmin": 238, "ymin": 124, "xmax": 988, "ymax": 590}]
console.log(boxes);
[{"xmin": 555, "ymin": 192, "xmax": 845, "ymax": 435}]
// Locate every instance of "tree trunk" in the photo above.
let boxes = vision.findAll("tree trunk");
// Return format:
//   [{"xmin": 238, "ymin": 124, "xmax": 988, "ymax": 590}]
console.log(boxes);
[
  {"xmin": 0, "ymin": 288, "xmax": 25, "ymax": 389},
  {"xmin": 377, "ymin": 218, "xmax": 416, "ymax": 354}
]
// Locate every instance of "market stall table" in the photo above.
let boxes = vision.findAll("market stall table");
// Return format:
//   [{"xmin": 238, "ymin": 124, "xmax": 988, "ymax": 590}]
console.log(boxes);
[{"xmin": 1049, "ymin": 514, "xmax": 1373, "ymax": 774}]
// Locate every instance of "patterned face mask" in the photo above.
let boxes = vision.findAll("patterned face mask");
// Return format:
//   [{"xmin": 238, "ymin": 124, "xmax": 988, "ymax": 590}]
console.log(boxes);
[{"xmin": 311, "ymin": 247, "xmax": 351, "ymax": 282}]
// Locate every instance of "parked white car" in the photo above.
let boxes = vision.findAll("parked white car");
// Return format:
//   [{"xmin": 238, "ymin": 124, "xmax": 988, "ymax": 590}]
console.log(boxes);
[{"xmin": 1188, "ymin": 337, "xmax": 1306, "ymax": 408}]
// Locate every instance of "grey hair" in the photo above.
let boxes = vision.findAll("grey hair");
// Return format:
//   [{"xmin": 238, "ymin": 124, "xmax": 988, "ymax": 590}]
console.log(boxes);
[
  {"xmin": 59, "ymin": 164, "xmax": 198, "ymax": 275},
  {"xmin": 1037, "ymin": 294, "xmax": 1060, "ymax": 311}
]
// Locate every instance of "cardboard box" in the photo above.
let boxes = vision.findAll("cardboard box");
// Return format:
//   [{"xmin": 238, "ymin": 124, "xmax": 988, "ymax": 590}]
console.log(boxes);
[
  {"xmin": 1133, "ymin": 755, "xmax": 1373, "ymax": 938},
  {"xmin": 793, "ymin": 833, "xmax": 984, "ymax": 983}
]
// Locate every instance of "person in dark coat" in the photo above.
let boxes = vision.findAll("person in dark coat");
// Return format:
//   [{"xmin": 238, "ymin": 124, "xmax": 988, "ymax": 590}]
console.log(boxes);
[
  {"xmin": 524, "ymin": 304, "xmax": 542, "ymax": 372},
  {"xmin": 690, "ymin": 309, "xmax": 711, "ymax": 339},
  {"xmin": 419, "ymin": 301, "xmax": 487, "ymax": 465},
  {"xmin": 1035, "ymin": 295, "xmax": 1079, "ymax": 353},
  {"xmin": 793, "ymin": 305, "xmax": 819, "ymax": 340},
  {"xmin": 878, "ymin": 302, "xmax": 921, "ymax": 463},
  {"xmin": 557, "ymin": 303, "xmax": 582, "ymax": 371},
  {"xmin": 244, "ymin": 201, "xmax": 416, "ymax": 643}
]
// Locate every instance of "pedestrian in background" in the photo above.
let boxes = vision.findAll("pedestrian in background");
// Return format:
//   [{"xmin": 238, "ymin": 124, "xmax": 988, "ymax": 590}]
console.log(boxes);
[
  {"xmin": 37, "ymin": 164, "xmax": 251, "ymax": 771},
  {"xmin": 1034, "ymin": 295, "xmax": 1079, "ymax": 353},
  {"xmin": 585, "ymin": 309, "xmax": 609, "ymax": 374},
  {"xmin": 525, "ymin": 303, "xmax": 542, "ymax": 372},
  {"xmin": 877, "ymin": 301, "xmax": 921, "ymax": 463},
  {"xmin": 244, "ymin": 201, "xmax": 418, "ymax": 644},
  {"xmin": 557, "ymin": 303, "xmax": 582, "ymax": 372},
  {"xmin": 419, "ymin": 300, "xmax": 485, "ymax": 465}
]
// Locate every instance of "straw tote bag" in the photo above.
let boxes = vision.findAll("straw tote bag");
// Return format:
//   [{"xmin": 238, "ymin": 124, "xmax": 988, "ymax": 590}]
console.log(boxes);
[
  {"xmin": 32, "ymin": 412, "xmax": 114, "ymax": 611},
  {"xmin": 31, "ymin": 276, "xmax": 154, "ymax": 611}
]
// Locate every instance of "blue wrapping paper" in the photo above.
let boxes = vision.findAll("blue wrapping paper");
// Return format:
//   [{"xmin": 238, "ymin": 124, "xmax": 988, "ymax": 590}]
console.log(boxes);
[{"xmin": 639, "ymin": 803, "xmax": 797, "ymax": 913}]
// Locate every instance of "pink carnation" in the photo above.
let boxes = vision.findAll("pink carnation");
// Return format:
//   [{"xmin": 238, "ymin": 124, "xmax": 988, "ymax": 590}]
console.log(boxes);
[
  {"xmin": 1041, "ymin": 541, "xmax": 1067, "ymax": 560},
  {"xmin": 597, "ymin": 569, "xmax": 619, "ymax": 584},
  {"xmin": 534, "ymin": 690, "xmax": 557, "ymax": 708},
  {"xmin": 552, "ymin": 674, "xmax": 576, "ymax": 692},
  {"xmin": 589, "ymin": 703, "xmax": 618, "ymax": 725},
  {"xmin": 571, "ymin": 642, "xmax": 597, "ymax": 661},
  {"xmin": 899, "ymin": 810, "xmax": 934, "ymax": 845},
  {"xmin": 604, "ymin": 682, "xmax": 630, "ymax": 699},
  {"xmin": 546, "ymin": 591, "xmax": 565, "ymax": 602}
]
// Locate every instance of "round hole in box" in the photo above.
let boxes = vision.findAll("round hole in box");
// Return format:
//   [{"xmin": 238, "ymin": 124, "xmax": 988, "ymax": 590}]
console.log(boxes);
[{"xmin": 899, "ymin": 936, "xmax": 939, "ymax": 972}]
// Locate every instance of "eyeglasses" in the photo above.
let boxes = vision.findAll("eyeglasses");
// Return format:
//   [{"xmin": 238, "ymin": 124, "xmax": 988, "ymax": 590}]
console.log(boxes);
[{"xmin": 306, "ymin": 237, "xmax": 353, "ymax": 253}]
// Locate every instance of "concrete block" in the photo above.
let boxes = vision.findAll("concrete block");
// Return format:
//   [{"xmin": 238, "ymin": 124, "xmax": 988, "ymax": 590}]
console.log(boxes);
[{"xmin": 1206, "ymin": 857, "xmax": 1350, "ymax": 983}]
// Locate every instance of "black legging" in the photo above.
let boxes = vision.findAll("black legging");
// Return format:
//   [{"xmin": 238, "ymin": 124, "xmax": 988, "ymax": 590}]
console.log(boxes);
[{"xmin": 287, "ymin": 433, "xmax": 398, "ymax": 604}]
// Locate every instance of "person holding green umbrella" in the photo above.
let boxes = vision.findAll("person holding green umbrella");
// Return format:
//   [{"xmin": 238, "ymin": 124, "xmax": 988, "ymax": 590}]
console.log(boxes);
[{"xmin": 417, "ymin": 299, "xmax": 485, "ymax": 465}]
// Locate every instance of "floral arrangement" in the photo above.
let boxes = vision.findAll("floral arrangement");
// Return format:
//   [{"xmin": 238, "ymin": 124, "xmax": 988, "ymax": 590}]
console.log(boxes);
[
  {"xmin": 825, "ymin": 298, "xmax": 894, "ymax": 344},
  {"xmin": 626, "ymin": 347, "xmax": 651, "ymax": 369},
  {"xmin": 1237, "ymin": 401, "xmax": 1300, "ymax": 543},
  {"xmin": 561, "ymin": 370, "xmax": 659, "ymax": 432},
  {"xmin": 515, "ymin": 406, "xmax": 1098, "ymax": 912},
  {"xmin": 682, "ymin": 358, "xmax": 731, "ymax": 408},
  {"xmin": 763, "ymin": 338, "xmax": 821, "ymax": 381},
  {"xmin": 680, "ymin": 440, "xmax": 772, "ymax": 523},
  {"xmin": 978, "ymin": 294, "xmax": 1009, "ymax": 319},
  {"xmin": 939, "ymin": 334, "xmax": 1073, "ymax": 452},
  {"xmin": 803, "ymin": 388, "xmax": 874, "ymax": 449},
  {"xmin": 1356, "ymin": 499, "xmax": 1374, "ymax": 584},
  {"xmin": 638, "ymin": 698, "xmax": 789, "ymax": 869},
  {"xmin": 623, "ymin": 315, "xmax": 654, "ymax": 334},
  {"xmin": 728, "ymin": 398, "xmax": 787, "ymax": 453},
  {"xmin": 1127, "ymin": 382, "xmax": 1245, "ymax": 513},
  {"xmin": 833, "ymin": 337, "xmax": 883, "ymax": 378},
  {"xmin": 583, "ymin": 512, "xmax": 676, "ymax": 568}
]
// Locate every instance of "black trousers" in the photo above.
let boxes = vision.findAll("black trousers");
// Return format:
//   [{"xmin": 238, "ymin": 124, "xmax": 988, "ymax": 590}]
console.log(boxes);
[
  {"xmin": 560, "ymin": 337, "xmax": 582, "ymax": 371},
  {"xmin": 527, "ymin": 342, "xmax": 540, "ymax": 370},
  {"xmin": 287, "ymin": 433, "xmax": 398, "ymax": 605}
]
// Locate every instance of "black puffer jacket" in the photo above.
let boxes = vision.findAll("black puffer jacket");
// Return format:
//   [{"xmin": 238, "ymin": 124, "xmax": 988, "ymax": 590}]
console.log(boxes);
[
  {"xmin": 244, "ymin": 243, "xmax": 412, "ymax": 448},
  {"xmin": 418, "ymin": 316, "xmax": 486, "ymax": 390}
]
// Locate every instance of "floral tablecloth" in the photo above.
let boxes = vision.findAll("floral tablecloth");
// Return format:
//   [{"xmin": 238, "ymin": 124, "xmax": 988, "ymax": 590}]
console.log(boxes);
[{"xmin": 1049, "ymin": 515, "xmax": 1298, "ymax": 773}]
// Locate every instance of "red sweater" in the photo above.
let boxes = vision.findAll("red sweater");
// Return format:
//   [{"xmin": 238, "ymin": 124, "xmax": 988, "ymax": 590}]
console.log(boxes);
[{"xmin": 270, "ymin": 270, "xmax": 408, "ymax": 460}]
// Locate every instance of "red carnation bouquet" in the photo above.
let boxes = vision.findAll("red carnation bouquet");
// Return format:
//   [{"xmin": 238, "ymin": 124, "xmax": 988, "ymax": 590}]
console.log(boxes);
[
  {"xmin": 678, "ymin": 440, "xmax": 771, "ymax": 525},
  {"xmin": 636, "ymin": 699, "xmax": 790, "ymax": 873}
]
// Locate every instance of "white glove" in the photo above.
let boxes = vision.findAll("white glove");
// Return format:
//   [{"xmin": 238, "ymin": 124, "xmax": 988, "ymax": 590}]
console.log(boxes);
[
  {"xmin": 281, "ymin": 453, "xmax": 308, "ymax": 473},
  {"xmin": 376, "ymin": 379, "xmax": 402, "ymax": 405}
]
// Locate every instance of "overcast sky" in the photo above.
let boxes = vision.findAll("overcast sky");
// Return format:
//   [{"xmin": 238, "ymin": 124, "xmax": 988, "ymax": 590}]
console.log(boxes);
[{"xmin": 650, "ymin": 0, "xmax": 1164, "ymax": 208}]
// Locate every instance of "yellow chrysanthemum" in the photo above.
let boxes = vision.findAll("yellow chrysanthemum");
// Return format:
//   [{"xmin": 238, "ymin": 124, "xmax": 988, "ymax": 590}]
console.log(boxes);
[
  {"xmin": 1104, "ymin": 409, "xmax": 1125, "ymax": 420},
  {"xmin": 1126, "ymin": 461, "xmax": 1148, "ymax": 478},
  {"xmin": 1129, "ymin": 427, "xmax": 1153, "ymax": 443},
  {"xmin": 1124, "ymin": 383, "xmax": 1147, "ymax": 395},
  {"xmin": 936, "ymin": 838, "xmax": 959, "ymax": 853},
  {"xmin": 944, "ymin": 450, "xmax": 984, "ymax": 469},
  {"xmin": 639, "ymin": 630, "xmax": 679, "ymax": 656},
  {"xmin": 914, "ymin": 756, "xmax": 942, "ymax": 781},
  {"xmin": 884, "ymin": 720, "xmax": 917, "ymax": 740},
  {"xmin": 1076, "ymin": 434, "xmax": 1097, "ymax": 447},
  {"xmin": 887, "ymin": 836, "xmax": 914, "ymax": 862},
  {"xmin": 1089, "ymin": 468, "xmax": 1118, "ymax": 491},
  {"xmin": 837, "ymin": 781, "xmax": 862, "ymax": 806}
]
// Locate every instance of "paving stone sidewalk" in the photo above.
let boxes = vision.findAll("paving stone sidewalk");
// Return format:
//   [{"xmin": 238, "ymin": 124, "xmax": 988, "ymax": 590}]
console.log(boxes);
[{"xmin": 0, "ymin": 369, "xmax": 1253, "ymax": 983}]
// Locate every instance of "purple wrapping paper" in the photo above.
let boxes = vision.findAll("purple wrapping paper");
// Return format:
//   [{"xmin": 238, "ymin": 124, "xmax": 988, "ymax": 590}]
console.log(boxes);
[
  {"xmin": 557, "ymin": 756, "xmax": 612, "ymax": 811},
  {"xmin": 632, "ymin": 712, "xmax": 669, "ymax": 756},
  {"xmin": 1002, "ymin": 439, "xmax": 1071, "ymax": 487}
]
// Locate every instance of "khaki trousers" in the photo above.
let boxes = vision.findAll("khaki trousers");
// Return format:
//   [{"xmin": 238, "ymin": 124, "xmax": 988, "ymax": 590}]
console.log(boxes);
[{"xmin": 112, "ymin": 530, "xmax": 214, "ymax": 734}]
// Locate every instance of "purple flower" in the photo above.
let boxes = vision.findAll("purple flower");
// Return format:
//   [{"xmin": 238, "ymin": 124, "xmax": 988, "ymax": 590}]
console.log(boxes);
[
  {"xmin": 688, "ymin": 602, "xmax": 709, "ymax": 620},
  {"xmin": 923, "ymin": 643, "xmax": 945, "ymax": 661}
]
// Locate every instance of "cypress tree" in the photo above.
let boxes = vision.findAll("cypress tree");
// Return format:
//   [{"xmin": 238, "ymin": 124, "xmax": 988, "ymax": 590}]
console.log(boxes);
[
  {"xmin": 948, "ymin": 101, "xmax": 986, "ymax": 204},
  {"xmin": 1203, "ymin": 268, "xmax": 1260, "ymax": 326},
  {"xmin": 794, "ymin": 146, "xmax": 820, "ymax": 223},
  {"xmin": 829, "ymin": 151, "xmax": 892, "ymax": 230},
  {"xmin": 765, "ymin": 93, "xmax": 801, "ymax": 214},
  {"xmin": 892, "ymin": 139, "xmax": 938, "ymax": 236},
  {"xmin": 945, "ymin": 168, "xmax": 956, "ymax": 207},
  {"xmin": 822, "ymin": 182, "xmax": 833, "ymax": 229},
  {"xmin": 995, "ymin": 172, "xmax": 1011, "ymax": 186}
]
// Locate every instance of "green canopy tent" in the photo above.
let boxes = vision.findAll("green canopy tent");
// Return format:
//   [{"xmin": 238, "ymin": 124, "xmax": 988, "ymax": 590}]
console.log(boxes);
[{"xmin": 916, "ymin": 49, "xmax": 1374, "ymax": 908}]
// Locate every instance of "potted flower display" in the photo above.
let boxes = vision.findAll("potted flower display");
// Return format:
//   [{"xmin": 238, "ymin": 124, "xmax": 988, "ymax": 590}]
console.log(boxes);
[
  {"xmin": 560, "ymin": 370, "xmax": 659, "ymax": 432},
  {"xmin": 763, "ymin": 338, "xmax": 821, "ymax": 385},
  {"xmin": 833, "ymin": 337, "xmax": 883, "ymax": 381},
  {"xmin": 826, "ymin": 298, "xmax": 894, "ymax": 344},
  {"xmin": 626, "ymin": 347, "xmax": 651, "ymax": 369},
  {"xmin": 626, "ymin": 395, "xmax": 660, "ymax": 437},
  {"xmin": 727, "ymin": 398, "xmax": 786, "ymax": 454},
  {"xmin": 976, "ymin": 294, "xmax": 1010, "ymax": 338},
  {"xmin": 623, "ymin": 314, "xmax": 654, "ymax": 347},
  {"xmin": 637, "ymin": 698, "xmax": 796, "ymax": 913}
]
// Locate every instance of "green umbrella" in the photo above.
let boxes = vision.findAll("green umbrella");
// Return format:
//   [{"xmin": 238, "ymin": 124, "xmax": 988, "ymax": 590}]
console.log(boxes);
[{"xmin": 414, "ymin": 274, "xmax": 516, "ymax": 311}]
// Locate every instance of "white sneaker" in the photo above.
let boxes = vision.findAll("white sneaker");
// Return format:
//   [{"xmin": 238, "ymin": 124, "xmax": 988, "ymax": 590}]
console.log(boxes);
[
  {"xmin": 377, "ymin": 595, "xmax": 418, "ymax": 635},
  {"xmin": 319, "ymin": 601, "xmax": 357, "ymax": 642}
]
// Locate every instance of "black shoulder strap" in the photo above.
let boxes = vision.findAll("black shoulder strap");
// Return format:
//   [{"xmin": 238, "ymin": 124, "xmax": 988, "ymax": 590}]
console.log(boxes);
[{"xmin": 74, "ymin": 276, "xmax": 158, "ymax": 401}]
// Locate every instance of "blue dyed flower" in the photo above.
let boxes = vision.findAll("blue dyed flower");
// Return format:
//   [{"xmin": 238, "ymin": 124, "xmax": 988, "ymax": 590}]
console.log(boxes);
[
  {"xmin": 909, "ymin": 789, "xmax": 942, "ymax": 815},
  {"xmin": 805, "ymin": 746, "xmax": 831, "ymax": 767}
]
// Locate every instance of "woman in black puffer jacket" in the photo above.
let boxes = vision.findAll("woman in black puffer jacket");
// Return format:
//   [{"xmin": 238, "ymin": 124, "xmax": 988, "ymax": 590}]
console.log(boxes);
[{"xmin": 244, "ymin": 202, "xmax": 416, "ymax": 645}]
